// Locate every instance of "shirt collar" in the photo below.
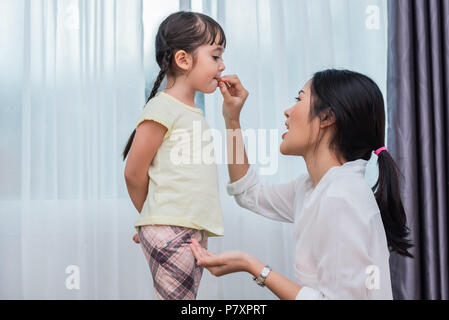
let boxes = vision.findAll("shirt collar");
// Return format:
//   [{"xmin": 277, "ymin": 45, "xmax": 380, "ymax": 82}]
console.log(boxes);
[
  {"xmin": 339, "ymin": 159, "xmax": 368, "ymax": 176},
  {"xmin": 308, "ymin": 159, "xmax": 369, "ymax": 192}
]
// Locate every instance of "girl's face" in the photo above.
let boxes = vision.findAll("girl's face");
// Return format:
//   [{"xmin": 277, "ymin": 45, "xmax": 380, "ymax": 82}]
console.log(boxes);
[
  {"xmin": 187, "ymin": 42, "xmax": 226, "ymax": 93},
  {"xmin": 280, "ymin": 79, "xmax": 321, "ymax": 156}
]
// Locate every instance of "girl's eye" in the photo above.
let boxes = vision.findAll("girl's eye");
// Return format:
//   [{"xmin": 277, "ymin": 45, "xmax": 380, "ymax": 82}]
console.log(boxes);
[{"xmin": 213, "ymin": 56, "xmax": 221, "ymax": 61}]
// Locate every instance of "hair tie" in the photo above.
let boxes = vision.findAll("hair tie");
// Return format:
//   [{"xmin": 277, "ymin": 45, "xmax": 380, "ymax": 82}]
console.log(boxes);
[{"xmin": 374, "ymin": 146, "xmax": 387, "ymax": 156}]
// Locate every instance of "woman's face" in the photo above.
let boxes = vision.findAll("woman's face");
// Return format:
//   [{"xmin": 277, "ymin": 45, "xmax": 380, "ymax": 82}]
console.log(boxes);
[{"xmin": 280, "ymin": 79, "xmax": 321, "ymax": 156}]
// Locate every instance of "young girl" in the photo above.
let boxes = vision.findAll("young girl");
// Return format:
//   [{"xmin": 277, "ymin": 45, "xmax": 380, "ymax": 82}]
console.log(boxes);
[
  {"xmin": 191, "ymin": 70, "xmax": 414, "ymax": 299},
  {"xmin": 123, "ymin": 11, "xmax": 226, "ymax": 300}
]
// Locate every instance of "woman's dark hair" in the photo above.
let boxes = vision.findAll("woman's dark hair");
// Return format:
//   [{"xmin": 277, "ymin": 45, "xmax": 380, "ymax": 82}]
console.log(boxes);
[
  {"xmin": 122, "ymin": 11, "xmax": 226, "ymax": 160},
  {"xmin": 310, "ymin": 69, "xmax": 413, "ymax": 258}
]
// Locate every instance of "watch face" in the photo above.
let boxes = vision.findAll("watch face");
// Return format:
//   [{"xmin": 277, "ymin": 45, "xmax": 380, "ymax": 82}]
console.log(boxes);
[{"xmin": 261, "ymin": 267, "xmax": 270, "ymax": 277}]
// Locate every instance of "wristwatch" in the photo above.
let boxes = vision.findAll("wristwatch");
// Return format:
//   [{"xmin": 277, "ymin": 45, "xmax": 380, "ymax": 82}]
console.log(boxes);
[{"xmin": 253, "ymin": 265, "xmax": 272, "ymax": 287}]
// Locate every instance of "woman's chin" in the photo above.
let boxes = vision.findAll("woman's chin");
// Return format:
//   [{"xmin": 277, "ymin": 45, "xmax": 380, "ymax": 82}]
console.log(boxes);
[
  {"xmin": 280, "ymin": 143, "xmax": 289, "ymax": 155},
  {"xmin": 280, "ymin": 142, "xmax": 300, "ymax": 156}
]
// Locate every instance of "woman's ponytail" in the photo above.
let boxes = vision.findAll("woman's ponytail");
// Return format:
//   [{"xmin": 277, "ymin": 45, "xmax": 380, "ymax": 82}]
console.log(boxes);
[
  {"xmin": 372, "ymin": 149, "xmax": 414, "ymax": 258},
  {"xmin": 121, "ymin": 49, "xmax": 173, "ymax": 161}
]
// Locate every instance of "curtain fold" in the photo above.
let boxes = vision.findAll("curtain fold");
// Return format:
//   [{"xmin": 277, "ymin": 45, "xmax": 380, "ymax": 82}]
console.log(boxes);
[{"xmin": 387, "ymin": 0, "xmax": 449, "ymax": 300}]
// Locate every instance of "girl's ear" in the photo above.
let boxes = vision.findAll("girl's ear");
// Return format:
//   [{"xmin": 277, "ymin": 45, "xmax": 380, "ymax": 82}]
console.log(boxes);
[{"xmin": 174, "ymin": 50, "xmax": 192, "ymax": 71}]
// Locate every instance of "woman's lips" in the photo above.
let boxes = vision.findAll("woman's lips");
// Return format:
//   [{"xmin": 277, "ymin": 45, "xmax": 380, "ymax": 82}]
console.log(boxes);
[{"xmin": 282, "ymin": 132, "xmax": 288, "ymax": 139}]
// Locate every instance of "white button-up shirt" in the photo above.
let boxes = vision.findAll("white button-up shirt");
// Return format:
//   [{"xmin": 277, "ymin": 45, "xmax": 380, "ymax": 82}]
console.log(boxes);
[{"xmin": 226, "ymin": 159, "xmax": 393, "ymax": 300}]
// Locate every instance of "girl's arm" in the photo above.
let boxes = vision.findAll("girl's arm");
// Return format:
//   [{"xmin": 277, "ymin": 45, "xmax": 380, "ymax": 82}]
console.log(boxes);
[{"xmin": 124, "ymin": 120, "xmax": 167, "ymax": 213}]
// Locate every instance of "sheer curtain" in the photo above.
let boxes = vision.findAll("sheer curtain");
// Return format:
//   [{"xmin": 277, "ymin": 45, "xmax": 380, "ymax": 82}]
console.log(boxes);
[
  {"xmin": 0, "ymin": 0, "xmax": 388, "ymax": 299},
  {"xmin": 0, "ymin": 0, "xmax": 154, "ymax": 299}
]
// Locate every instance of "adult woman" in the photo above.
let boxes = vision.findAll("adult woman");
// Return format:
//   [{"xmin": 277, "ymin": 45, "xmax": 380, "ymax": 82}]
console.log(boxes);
[{"xmin": 190, "ymin": 70, "xmax": 413, "ymax": 300}]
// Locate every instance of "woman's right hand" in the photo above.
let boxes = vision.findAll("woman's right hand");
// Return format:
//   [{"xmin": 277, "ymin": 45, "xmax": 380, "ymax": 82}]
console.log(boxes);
[{"xmin": 217, "ymin": 75, "xmax": 249, "ymax": 123}]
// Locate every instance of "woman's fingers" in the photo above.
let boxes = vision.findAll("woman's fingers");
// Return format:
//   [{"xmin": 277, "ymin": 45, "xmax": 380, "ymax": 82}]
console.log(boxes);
[
  {"xmin": 219, "ymin": 74, "xmax": 240, "ymax": 83},
  {"xmin": 190, "ymin": 238, "xmax": 208, "ymax": 264},
  {"xmin": 189, "ymin": 240, "xmax": 202, "ymax": 256},
  {"xmin": 218, "ymin": 81, "xmax": 232, "ymax": 100},
  {"xmin": 190, "ymin": 237, "xmax": 203, "ymax": 249},
  {"xmin": 189, "ymin": 237, "xmax": 221, "ymax": 266},
  {"xmin": 219, "ymin": 75, "xmax": 246, "ymax": 92},
  {"xmin": 189, "ymin": 243, "xmax": 248, "ymax": 277},
  {"xmin": 196, "ymin": 253, "xmax": 221, "ymax": 267}
]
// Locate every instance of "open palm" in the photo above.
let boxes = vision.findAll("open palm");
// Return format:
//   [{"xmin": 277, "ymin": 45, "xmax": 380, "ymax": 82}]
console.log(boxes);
[{"xmin": 189, "ymin": 238, "xmax": 248, "ymax": 277}]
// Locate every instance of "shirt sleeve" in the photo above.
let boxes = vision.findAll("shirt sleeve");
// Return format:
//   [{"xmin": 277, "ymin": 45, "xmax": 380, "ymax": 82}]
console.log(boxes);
[
  {"xmin": 136, "ymin": 99, "xmax": 178, "ymax": 132},
  {"xmin": 226, "ymin": 165, "xmax": 307, "ymax": 223},
  {"xmin": 295, "ymin": 286, "xmax": 327, "ymax": 300},
  {"xmin": 296, "ymin": 195, "xmax": 376, "ymax": 300}
]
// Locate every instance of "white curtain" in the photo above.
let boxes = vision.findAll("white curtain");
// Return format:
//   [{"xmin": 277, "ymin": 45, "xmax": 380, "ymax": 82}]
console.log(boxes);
[{"xmin": 0, "ymin": 0, "xmax": 388, "ymax": 299}]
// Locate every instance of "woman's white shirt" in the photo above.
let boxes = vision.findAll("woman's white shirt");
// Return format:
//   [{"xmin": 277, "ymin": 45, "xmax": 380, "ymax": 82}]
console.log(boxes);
[{"xmin": 226, "ymin": 159, "xmax": 393, "ymax": 300}]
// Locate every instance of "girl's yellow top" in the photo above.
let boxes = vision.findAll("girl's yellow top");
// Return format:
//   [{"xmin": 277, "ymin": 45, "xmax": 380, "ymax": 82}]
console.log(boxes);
[{"xmin": 134, "ymin": 92, "xmax": 224, "ymax": 237}]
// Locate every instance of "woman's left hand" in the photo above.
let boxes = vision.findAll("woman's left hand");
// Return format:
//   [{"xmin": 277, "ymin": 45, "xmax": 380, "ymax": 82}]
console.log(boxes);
[{"xmin": 189, "ymin": 238, "xmax": 252, "ymax": 277}]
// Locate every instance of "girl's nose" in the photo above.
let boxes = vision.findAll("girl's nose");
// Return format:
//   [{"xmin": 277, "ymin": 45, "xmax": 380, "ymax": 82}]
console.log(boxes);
[{"xmin": 219, "ymin": 62, "xmax": 226, "ymax": 72}]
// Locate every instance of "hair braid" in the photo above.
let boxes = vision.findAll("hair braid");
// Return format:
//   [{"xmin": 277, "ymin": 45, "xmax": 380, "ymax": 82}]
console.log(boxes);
[
  {"xmin": 122, "ymin": 49, "xmax": 173, "ymax": 160},
  {"xmin": 146, "ymin": 49, "xmax": 173, "ymax": 103}
]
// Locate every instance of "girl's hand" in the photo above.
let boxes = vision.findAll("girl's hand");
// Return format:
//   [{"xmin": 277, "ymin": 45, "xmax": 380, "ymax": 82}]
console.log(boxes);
[
  {"xmin": 217, "ymin": 75, "xmax": 249, "ymax": 123},
  {"xmin": 189, "ymin": 238, "xmax": 250, "ymax": 277},
  {"xmin": 132, "ymin": 233, "xmax": 140, "ymax": 244}
]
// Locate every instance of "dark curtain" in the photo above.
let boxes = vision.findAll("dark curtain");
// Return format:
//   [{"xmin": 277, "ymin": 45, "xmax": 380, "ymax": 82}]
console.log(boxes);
[{"xmin": 387, "ymin": 0, "xmax": 449, "ymax": 300}]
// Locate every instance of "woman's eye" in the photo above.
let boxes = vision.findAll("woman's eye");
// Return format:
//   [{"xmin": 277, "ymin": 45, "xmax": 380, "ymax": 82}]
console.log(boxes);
[{"xmin": 295, "ymin": 97, "xmax": 301, "ymax": 102}]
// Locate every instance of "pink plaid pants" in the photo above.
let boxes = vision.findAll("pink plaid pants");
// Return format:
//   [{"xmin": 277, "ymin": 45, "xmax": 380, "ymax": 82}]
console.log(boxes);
[{"xmin": 138, "ymin": 225, "xmax": 208, "ymax": 300}]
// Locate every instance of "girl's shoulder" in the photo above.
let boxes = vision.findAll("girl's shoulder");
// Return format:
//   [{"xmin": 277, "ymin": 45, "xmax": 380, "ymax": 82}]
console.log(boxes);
[
  {"xmin": 137, "ymin": 94, "xmax": 185, "ymax": 131},
  {"xmin": 144, "ymin": 93, "xmax": 175, "ymax": 110},
  {"xmin": 148, "ymin": 92, "xmax": 204, "ymax": 115},
  {"xmin": 141, "ymin": 93, "xmax": 186, "ymax": 119}
]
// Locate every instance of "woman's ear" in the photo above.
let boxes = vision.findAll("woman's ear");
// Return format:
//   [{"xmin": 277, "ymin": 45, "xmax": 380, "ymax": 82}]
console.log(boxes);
[
  {"xmin": 174, "ymin": 50, "xmax": 192, "ymax": 72},
  {"xmin": 319, "ymin": 108, "xmax": 336, "ymax": 129}
]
